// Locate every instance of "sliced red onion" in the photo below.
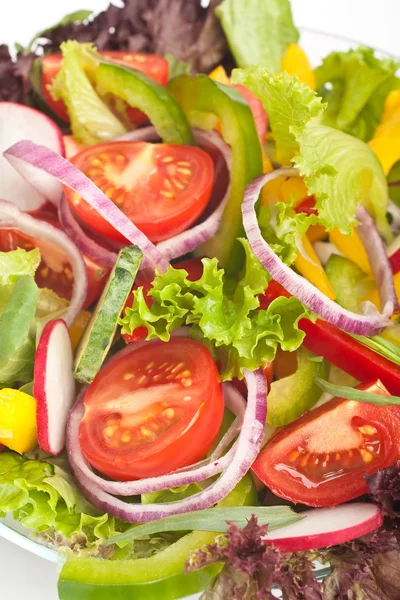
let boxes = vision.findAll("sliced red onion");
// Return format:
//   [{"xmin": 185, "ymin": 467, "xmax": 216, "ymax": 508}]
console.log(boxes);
[
  {"xmin": 67, "ymin": 381, "xmax": 245, "ymax": 496},
  {"xmin": 0, "ymin": 199, "xmax": 86, "ymax": 325},
  {"xmin": 356, "ymin": 205, "xmax": 399, "ymax": 315},
  {"xmin": 242, "ymin": 169, "xmax": 392, "ymax": 335},
  {"xmin": 59, "ymin": 194, "xmax": 117, "ymax": 268},
  {"xmin": 69, "ymin": 368, "xmax": 267, "ymax": 522},
  {"xmin": 4, "ymin": 140, "xmax": 169, "ymax": 273}
]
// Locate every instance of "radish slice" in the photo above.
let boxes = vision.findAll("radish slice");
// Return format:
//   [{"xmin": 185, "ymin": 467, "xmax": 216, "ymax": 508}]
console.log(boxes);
[
  {"xmin": 0, "ymin": 102, "xmax": 64, "ymax": 210},
  {"xmin": 0, "ymin": 200, "xmax": 87, "ymax": 326},
  {"xmin": 242, "ymin": 169, "xmax": 393, "ymax": 336},
  {"xmin": 264, "ymin": 503, "xmax": 383, "ymax": 552},
  {"xmin": 34, "ymin": 319, "xmax": 76, "ymax": 456}
]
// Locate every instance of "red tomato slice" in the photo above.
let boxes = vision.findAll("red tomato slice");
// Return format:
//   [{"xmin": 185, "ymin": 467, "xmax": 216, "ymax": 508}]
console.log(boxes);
[
  {"xmin": 79, "ymin": 338, "xmax": 224, "ymax": 480},
  {"xmin": 122, "ymin": 258, "xmax": 204, "ymax": 344},
  {"xmin": 0, "ymin": 216, "xmax": 109, "ymax": 309},
  {"xmin": 252, "ymin": 380, "xmax": 400, "ymax": 507},
  {"xmin": 41, "ymin": 52, "xmax": 169, "ymax": 125},
  {"xmin": 65, "ymin": 142, "xmax": 214, "ymax": 243}
]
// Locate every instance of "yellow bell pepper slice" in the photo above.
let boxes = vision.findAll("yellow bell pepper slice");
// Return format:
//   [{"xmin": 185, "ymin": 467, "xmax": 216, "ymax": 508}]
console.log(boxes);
[
  {"xmin": 368, "ymin": 90, "xmax": 400, "ymax": 174},
  {"xmin": 329, "ymin": 228, "xmax": 372, "ymax": 275},
  {"xmin": 366, "ymin": 271, "xmax": 400, "ymax": 310},
  {"xmin": 294, "ymin": 235, "xmax": 336, "ymax": 299},
  {"xmin": 0, "ymin": 388, "xmax": 37, "ymax": 454},
  {"xmin": 69, "ymin": 310, "xmax": 91, "ymax": 351},
  {"xmin": 281, "ymin": 44, "xmax": 316, "ymax": 90},
  {"xmin": 307, "ymin": 225, "xmax": 327, "ymax": 243},
  {"xmin": 209, "ymin": 65, "xmax": 230, "ymax": 85}
]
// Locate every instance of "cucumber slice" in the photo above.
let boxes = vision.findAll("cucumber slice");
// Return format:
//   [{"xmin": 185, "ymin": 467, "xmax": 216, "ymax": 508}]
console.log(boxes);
[
  {"xmin": 267, "ymin": 347, "xmax": 329, "ymax": 426},
  {"xmin": 325, "ymin": 254, "xmax": 373, "ymax": 313},
  {"xmin": 74, "ymin": 246, "xmax": 142, "ymax": 384}
]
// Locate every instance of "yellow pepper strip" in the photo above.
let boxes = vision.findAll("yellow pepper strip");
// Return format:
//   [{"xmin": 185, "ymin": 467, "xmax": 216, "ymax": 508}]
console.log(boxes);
[
  {"xmin": 307, "ymin": 225, "xmax": 327, "ymax": 243},
  {"xmin": 329, "ymin": 228, "xmax": 372, "ymax": 275},
  {"xmin": 0, "ymin": 388, "xmax": 36, "ymax": 454},
  {"xmin": 366, "ymin": 271, "xmax": 400, "ymax": 310},
  {"xmin": 281, "ymin": 44, "xmax": 316, "ymax": 90},
  {"xmin": 209, "ymin": 65, "xmax": 230, "ymax": 85},
  {"xmin": 368, "ymin": 90, "xmax": 400, "ymax": 174},
  {"xmin": 69, "ymin": 310, "xmax": 91, "ymax": 351},
  {"xmin": 294, "ymin": 234, "xmax": 336, "ymax": 299},
  {"xmin": 279, "ymin": 177, "xmax": 309, "ymax": 206}
]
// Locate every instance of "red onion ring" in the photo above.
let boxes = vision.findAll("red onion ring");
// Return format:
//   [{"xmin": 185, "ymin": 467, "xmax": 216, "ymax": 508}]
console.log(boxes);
[
  {"xmin": 356, "ymin": 205, "xmax": 399, "ymax": 314},
  {"xmin": 68, "ymin": 368, "xmax": 267, "ymax": 522},
  {"xmin": 0, "ymin": 199, "xmax": 86, "ymax": 326},
  {"xmin": 242, "ymin": 169, "xmax": 393, "ymax": 336},
  {"xmin": 4, "ymin": 141, "xmax": 169, "ymax": 273}
]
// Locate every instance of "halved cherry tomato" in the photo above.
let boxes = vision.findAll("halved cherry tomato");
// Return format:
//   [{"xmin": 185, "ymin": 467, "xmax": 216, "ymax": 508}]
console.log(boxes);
[
  {"xmin": 79, "ymin": 338, "xmax": 224, "ymax": 480},
  {"xmin": 122, "ymin": 258, "xmax": 204, "ymax": 344},
  {"xmin": 65, "ymin": 142, "xmax": 214, "ymax": 244},
  {"xmin": 41, "ymin": 52, "xmax": 169, "ymax": 125},
  {"xmin": 252, "ymin": 380, "xmax": 400, "ymax": 507},
  {"xmin": 0, "ymin": 215, "xmax": 109, "ymax": 309}
]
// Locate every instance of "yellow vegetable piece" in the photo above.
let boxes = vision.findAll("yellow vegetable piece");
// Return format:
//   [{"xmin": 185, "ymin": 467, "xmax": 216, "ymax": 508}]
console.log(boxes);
[
  {"xmin": 294, "ymin": 235, "xmax": 336, "ymax": 299},
  {"xmin": 307, "ymin": 225, "xmax": 327, "ymax": 243},
  {"xmin": 209, "ymin": 65, "xmax": 230, "ymax": 85},
  {"xmin": 368, "ymin": 90, "xmax": 400, "ymax": 174},
  {"xmin": 366, "ymin": 271, "xmax": 400, "ymax": 310},
  {"xmin": 69, "ymin": 310, "xmax": 91, "ymax": 351},
  {"xmin": 281, "ymin": 44, "xmax": 316, "ymax": 90},
  {"xmin": 329, "ymin": 228, "xmax": 372, "ymax": 275},
  {"xmin": 0, "ymin": 388, "xmax": 36, "ymax": 454},
  {"xmin": 279, "ymin": 177, "xmax": 309, "ymax": 206}
]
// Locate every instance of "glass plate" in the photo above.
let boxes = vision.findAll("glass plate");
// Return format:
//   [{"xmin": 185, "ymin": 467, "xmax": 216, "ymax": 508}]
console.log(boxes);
[{"xmin": 0, "ymin": 26, "xmax": 381, "ymax": 596}]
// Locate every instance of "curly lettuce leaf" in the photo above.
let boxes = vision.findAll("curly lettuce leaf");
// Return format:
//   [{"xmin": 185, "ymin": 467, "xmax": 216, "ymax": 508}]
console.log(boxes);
[
  {"xmin": 293, "ymin": 122, "xmax": 390, "ymax": 238},
  {"xmin": 231, "ymin": 67, "xmax": 325, "ymax": 163},
  {"xmin": 0, "ymin": 248, "xmax": 40, "ymax": 286},
  {"xmin": 216, "ymin": 0, "xmax": 299, "ymax": 72},
  {"xmin": 316, "ymin": 46, "xmax": 400, "ymax": 141},
  {"xmin": 120, "ymin": 245, "xmax": 308, "ymax": 380}
]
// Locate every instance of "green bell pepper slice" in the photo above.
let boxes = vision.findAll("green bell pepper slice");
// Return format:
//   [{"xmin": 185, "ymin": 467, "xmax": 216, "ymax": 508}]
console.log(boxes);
[
  {"xmin": 168, "ymin": 75, "xmax": 263, "ymax": 272},
  {"xmin": 58, "ymin": 474, "xmax": 257, "ymax": 599}
]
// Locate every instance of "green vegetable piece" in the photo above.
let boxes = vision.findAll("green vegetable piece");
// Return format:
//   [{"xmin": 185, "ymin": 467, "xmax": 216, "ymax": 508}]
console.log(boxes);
[
  {"xmin": 315, "ymin": 378, "xmax": 400, "ymax": 406},
  {"xmin": 26, "ymin": 10, "xmax": 93, "ymax": 52},
  {"xmin": 169, "ymin": 75, "xmax": 262, "ymax": 270},
  {"xmin": 387, "ymin": 159, "xmax": 400, "ymax": 206},
  {"xmin": 74, "ymin": 246, "xmax": 142, "ymax": 384},
  {"xmin": 325, "ymin": 254, "xmax": 373, "ymax": 313},
  {"xmin": 0, "ymin": 248, "xmax": 40, "ymax": 286},
  {"xmin": 0, "ymin": 276, "xmax": 38, "ymax": 366},
  {"xmin": 50, "ymin": 42, "xmax": 127, "ymax": 145},
  {"xmin": 58, "ymin": 474, "xmax": 257, "ymax": 597},
  {"xmin": 216, "ymin": 0, "xmax": 299, "ymax": 72},
  {"xmin": 95, "ymin": 61, "xmax": 194, "ymax": 145},
  {"xmin": 353, "ymin": 333, "xmax": 400, "ymax": 366},
  {"xmin": 267, "ymin": 347, "xmax": 328, "ymax": 426}
]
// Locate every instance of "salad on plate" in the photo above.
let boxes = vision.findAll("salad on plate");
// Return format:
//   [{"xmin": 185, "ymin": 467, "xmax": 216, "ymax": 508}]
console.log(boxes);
[{"xmin": 0, "ymin": 0, "xmax": 400, "ymax": 598}]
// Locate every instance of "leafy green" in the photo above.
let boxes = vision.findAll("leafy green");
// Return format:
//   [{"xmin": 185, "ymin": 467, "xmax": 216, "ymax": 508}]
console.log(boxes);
[
  {"xmin": 0, "ymin": 452, "xmax": 131, "ymax": 553},
  {"xmin": 0, "ymin": 248, "xmax": 40, "ymax": 286},
  {"xmin": 165, "ymin": 53, "xmax": 191, "ymax": 80},
  {"xmin": 232, "ymin": 67, "xmax": 325, "ymax": 164},
  {"xmin": 50, "ymin": 41, "xmax": 127, "ymax": 145},
  {"xmin": 315, "ymin": 378, "xmax": 400, "ymax": 406},
  {"xmin": 258, "ymin": 199, "xmax": 318, "ymax": 265},
  {"xmin": 353, "ymin": 333, "xmax": 400, "ymax": 366},
  {"xmin": 25, "ymin": 9, "xmax": 93, "ymax": 52},
  {"xmin": 142, "ymin": 484, "xmax": 202, "ymax": 506},
  {"xmin": 294, "ymin": 122, "xmax": 391, "ymax": 239},
  {"xmin": 316, "ymin": 47, "xmax": 400, "ymax": 141},
  {"xmin": 120, "ymin": 247, "xmax": 308, "ymax": 380},
  {"xmin": 106, "ymin": 506, "xmax": 301, "ymax": 546},
  {"xmin": 216, "ymin": 0, "xmax": 299, "ymax": 72}
]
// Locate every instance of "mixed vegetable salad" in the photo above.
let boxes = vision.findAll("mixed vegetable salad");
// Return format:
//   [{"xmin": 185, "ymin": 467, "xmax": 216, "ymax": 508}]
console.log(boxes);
[{"xmin": 1, "ymin": 0, "xmax": 400, "ymax": 598}]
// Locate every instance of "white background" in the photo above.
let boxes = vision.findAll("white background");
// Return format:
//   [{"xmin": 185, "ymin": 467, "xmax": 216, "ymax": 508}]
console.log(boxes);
[{"xmin": 1, "ymin": 1, "xmax": 400, "ymax": 598}]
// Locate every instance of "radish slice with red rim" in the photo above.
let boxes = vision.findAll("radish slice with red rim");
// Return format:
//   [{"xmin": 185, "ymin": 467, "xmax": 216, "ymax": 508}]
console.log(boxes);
[
  {"xmin": 264, "ymin": 503, "xmax": 383, "ymax": 552},
  {"xmin": 0, "ymin": 102, "xmax": 64, "ymax": 211},
  {"xmin": 0, "ymin": 199, "xmax": 87, "ymax": 325},
  {"xmin": 4, "ymin": 140, "xmax": 169, "ymax": 273},
  {"xmin": 34, "ymin": 319, "xmax": 76, "ymax": 456},
  {"xmin": 242, "ymin": 168, "xmax": 394, "ymax": 336}
]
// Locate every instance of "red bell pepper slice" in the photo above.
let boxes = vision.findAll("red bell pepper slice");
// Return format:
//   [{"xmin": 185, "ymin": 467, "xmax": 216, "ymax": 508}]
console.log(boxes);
[
  {"xmin": 389, "ymin": 248, "xmax": 400, "ymax": 275},
  {"xmin": 260, "ymin": 282, "xmax": 400, "ymax": 395}
]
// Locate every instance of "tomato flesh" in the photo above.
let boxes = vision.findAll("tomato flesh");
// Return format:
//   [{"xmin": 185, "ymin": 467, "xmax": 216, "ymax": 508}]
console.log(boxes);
[
  {"xmin": 79, "ymin": 338, "xmax": 224, "ymax": 480},
  {"xmin": 65, "ymin": 142, "xmax": 214, "ymax": 243},
  {"xmin": 0, "ymin": 216, "xmax": 109, "ymax": 309},
  {"xmin": 252, "ymin": 380, "xmax": 400, "ymax": 506},
  {"xmin": 41, "ymin": 52, "xmax": 169, "ymax": 125}
]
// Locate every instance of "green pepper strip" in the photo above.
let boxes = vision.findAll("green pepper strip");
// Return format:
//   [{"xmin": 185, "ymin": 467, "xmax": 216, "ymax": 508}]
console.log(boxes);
[
  {"xmin": 168, "ymin": 75, "xmax": 263, "ymax": 272},
  {"xmin": 58, "ymin": 474, "xmax": 257, "ymax": 599},
  {"xmin": 95, "ymin": 62, "xmax": 194, "ymax": 146}
]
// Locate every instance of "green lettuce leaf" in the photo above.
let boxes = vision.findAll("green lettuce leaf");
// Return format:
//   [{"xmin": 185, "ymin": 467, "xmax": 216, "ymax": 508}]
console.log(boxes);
[
  {"xmin": 258, "ymin": 200, "xmax": 318, "ymax": 266},
  {"xmin": 293, "ymin": 122, "xmax": 390, "ymax": 238},
  {"xmin": 50, "ymin": 41, "xmax": 127, "ymax": 145},
  {"xmin": 0, "ymin": 248, "xmax": 40, "ymax": 286},
  {"xmin": 231, "ymin": 67, "xmax": 325, "ymax": 163},
  {"xmin": 316, "ymin": 46, "xmax": 400, "ymax": 141},
  {"xmin": 165, "ymin": 53, "xmax": 191, "ymax": 80},
  {"xmin": 120, "ymin": 244, "xmax": 308, "ymax": 380},
  {"xmin": 216, "ymin": 0, "xmax": 299, "ymax": 72}
]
